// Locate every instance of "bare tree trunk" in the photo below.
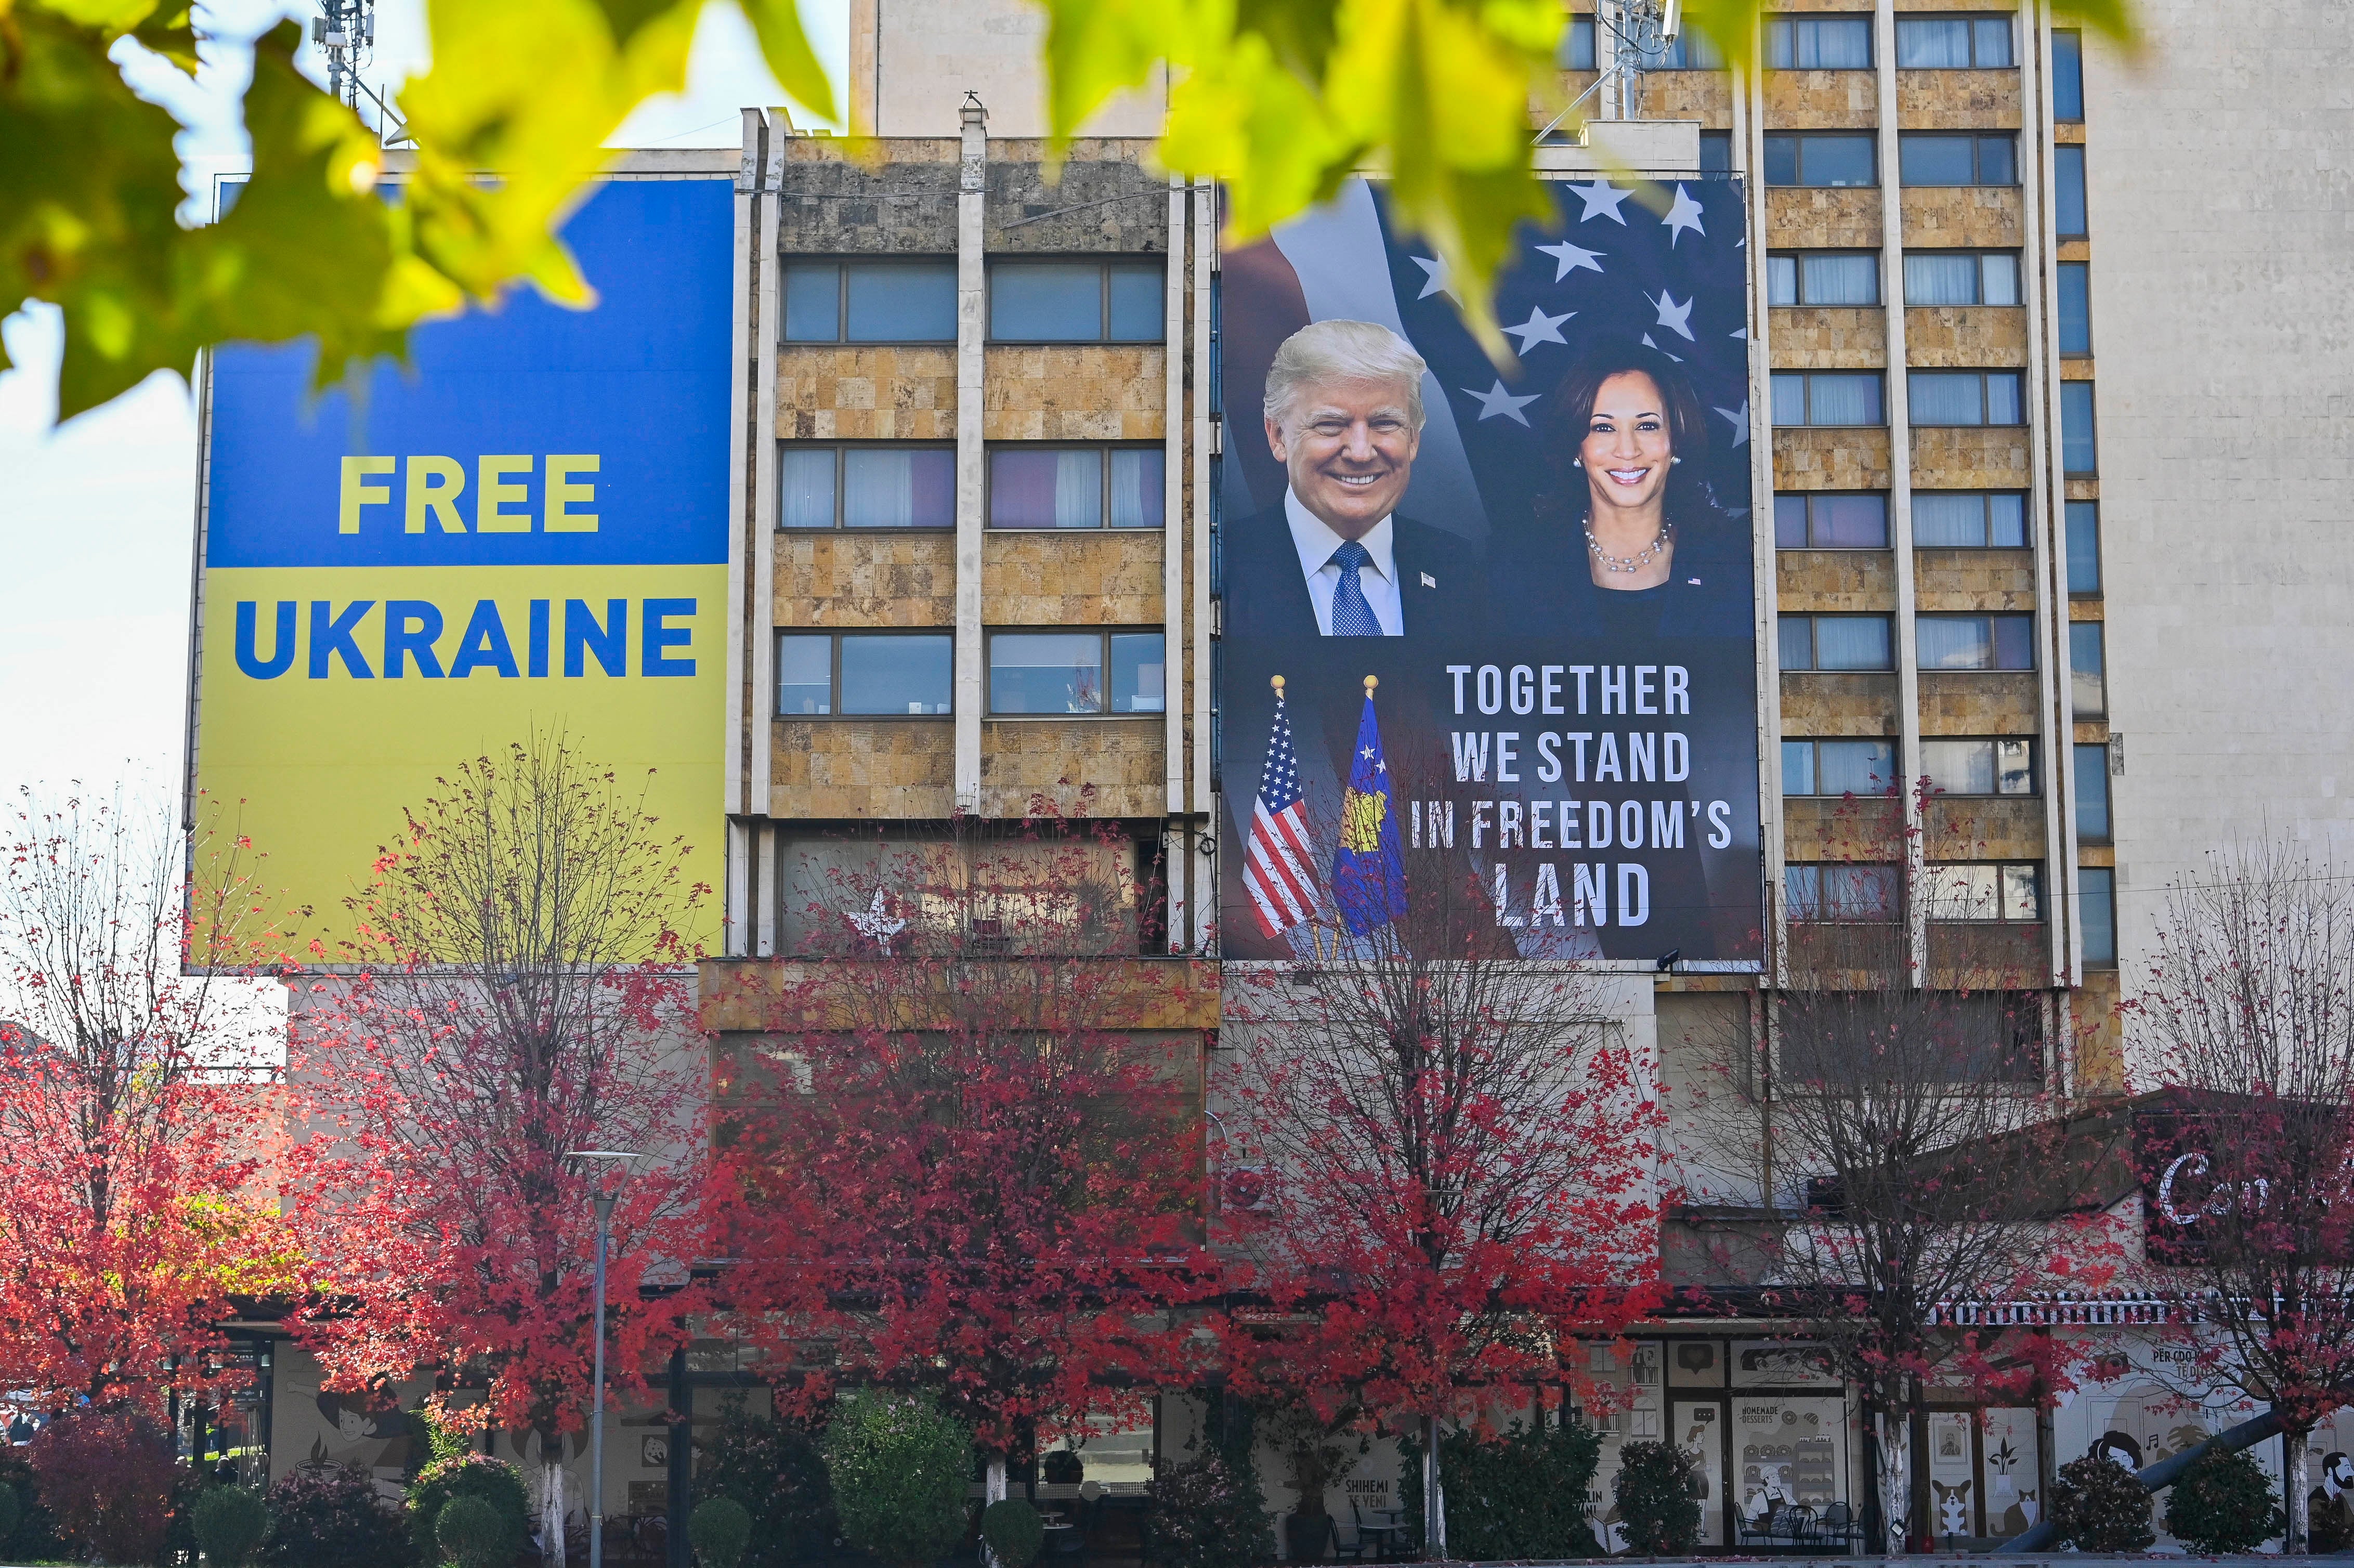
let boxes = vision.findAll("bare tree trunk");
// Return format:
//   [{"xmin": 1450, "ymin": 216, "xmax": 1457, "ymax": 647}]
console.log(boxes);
[
  {"xmin": 1422, "ymin": 1415, "xmax": 1446, "ymax": 1561},
  {"xmin": 2287, "ymin": 1427, "xmax": 2310, "ymax": 1553},
  {"xmin": 983, "ymin": 1455, "xmax": 1009, "ymax": 1568},
  {"xmin": 541, "ymin": 1441, "xmax": 569, "ymax": 1568},
  {"xmin": 1874, "ymin": 1409, "xmax": 1910, "ymax": 1556}
]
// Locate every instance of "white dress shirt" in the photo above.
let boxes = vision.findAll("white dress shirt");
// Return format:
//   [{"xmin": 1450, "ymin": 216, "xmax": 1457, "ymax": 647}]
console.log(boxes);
[{"xmin": 1284, "ymin": 489, "xmax": 1404, "ymax": 637}]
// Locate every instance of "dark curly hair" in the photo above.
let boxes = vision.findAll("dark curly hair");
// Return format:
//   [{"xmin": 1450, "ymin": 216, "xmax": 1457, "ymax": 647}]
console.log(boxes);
[{"xmin": 1534, "ymin": 336, "xmax": 1726, "ymax": 533}]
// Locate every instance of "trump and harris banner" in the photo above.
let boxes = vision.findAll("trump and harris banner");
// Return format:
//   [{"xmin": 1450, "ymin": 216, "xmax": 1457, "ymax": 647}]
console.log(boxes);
[{"xmin": 1223, "ymin": 175, "xmax": 1764, "ymax": 964}]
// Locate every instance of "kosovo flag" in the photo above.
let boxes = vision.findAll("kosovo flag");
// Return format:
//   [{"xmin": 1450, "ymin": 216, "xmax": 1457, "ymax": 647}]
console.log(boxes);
[{"xmin": 1331, "ymin": 678, "xmax": 1408, "ymax": 937}]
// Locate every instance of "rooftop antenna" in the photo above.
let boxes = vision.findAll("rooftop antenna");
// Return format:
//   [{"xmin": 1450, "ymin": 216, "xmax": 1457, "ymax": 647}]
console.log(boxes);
[
  {"xmin": 1533, "ymin": 0, "xmax": 1681, "ymax": 142},
  {"xmin": 312, "ymin": 0, "xmax": 412, "ymax": 148}
]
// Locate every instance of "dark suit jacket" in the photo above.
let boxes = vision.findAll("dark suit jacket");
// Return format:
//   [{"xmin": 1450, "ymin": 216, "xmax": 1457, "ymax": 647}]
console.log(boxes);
[{"xmin": 1219, "ymin": 504, "xmax": 1487, "ymax": 642}]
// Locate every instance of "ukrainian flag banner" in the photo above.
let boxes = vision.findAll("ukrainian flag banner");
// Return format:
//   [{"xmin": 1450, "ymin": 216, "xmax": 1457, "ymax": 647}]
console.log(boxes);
[
  {"xmin": 192, "ymin": 179, "xmax": 732, "ymax": 950},
  {"xmin": 1331, "ymin": 676, "xmax": 1409, "ymax": 938}
]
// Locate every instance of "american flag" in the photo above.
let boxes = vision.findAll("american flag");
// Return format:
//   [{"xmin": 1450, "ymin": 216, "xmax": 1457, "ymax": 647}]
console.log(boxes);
[{"xmin": 1244, "ymin": 689, "xmax": 1318, "ymax": 939}]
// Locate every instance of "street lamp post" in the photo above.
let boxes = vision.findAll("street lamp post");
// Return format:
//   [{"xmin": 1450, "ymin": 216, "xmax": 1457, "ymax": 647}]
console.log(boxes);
[{"xmin": 569, "ymin": 1150, "xmax": 639, "ymax": 1568}]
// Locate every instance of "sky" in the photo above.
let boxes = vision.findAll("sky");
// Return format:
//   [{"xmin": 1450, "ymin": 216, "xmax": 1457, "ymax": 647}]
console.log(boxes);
[{"xmin": 0, "ymin": 0, "xmax": 851, "ymax": 810}]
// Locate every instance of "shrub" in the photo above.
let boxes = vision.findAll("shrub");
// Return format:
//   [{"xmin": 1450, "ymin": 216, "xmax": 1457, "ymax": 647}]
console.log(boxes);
[
  {"xmin": 263, "ymin": 1462, "xmax": 413, "ymax": 1568},
  {"xmin": 195, "ymin": 1486, "xmax": 271, "ymax": 1568},
  {"xmin": 28, "ymin": 1406, "xmax": 180, "ymax": 1566},
  {"xmin": 409, "ymin": 1456, "xmax": 529, "ymax": 1566},
  {"xmin": 982, "ymin": 1499, "xmax": 1044, "ymax": 1568},
  {"xmin": 2163, "ymin": 1444, "xmax": 2281, "ymax": 1554},
  {"xmin": 690, "ymin": 1497, "xmax": 754, "ymax": 1568},
  {"xmin": 0, "ymin": 1450, "xmax": 64, "ymax": 1562},
  {"xmin": 435, "ymin": 1497, "xmax": 509, "ymax": 1568},
  {"xmin": 0, "ymin": 1484, "xmax": 18, "ymax": 1552},
  {"xmin": 692, "ymin": 1395, "xmax": 835, "ymax": 1567},
  {"xmin": 2049, "ymin": 1453, "xmax": 2154, "ymax": 1553},
  {"xmin": 820, "ymin": 1391, "xmax": 973, "ymax": 1568},
  {"xmin": 1396, "ymin": 1418, "xmax": 1600, "ymax": 1562},
  {"xmin": 1143, "ymin": 1451, "xmax": 1276, "ymax": 1568},
  {"xmin": 1613, "ymin": 1439, "xmax": 1703, "ymax": 1557}
]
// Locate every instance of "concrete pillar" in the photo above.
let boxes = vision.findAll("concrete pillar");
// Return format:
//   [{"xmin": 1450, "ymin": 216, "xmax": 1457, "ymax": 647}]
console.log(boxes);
[{"xmin": 954, "ymin": 96, "xmax": 988, "ymax": 812}]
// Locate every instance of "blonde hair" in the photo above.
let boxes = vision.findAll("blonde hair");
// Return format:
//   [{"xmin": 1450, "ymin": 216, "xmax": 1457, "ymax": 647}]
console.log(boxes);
[{"xmin": 1263, "ymin": 319, "xmax": 1428, "ymax": 434}]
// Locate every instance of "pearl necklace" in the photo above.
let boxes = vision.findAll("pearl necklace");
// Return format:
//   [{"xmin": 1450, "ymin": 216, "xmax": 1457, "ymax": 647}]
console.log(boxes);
[{"xmin": 1586, "ymin": 520, "xmax": 1675, "ymax": 574}]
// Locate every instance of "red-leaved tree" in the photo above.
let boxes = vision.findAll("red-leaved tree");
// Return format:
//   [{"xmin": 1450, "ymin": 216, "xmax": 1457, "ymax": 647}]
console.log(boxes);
[
  {"xmin": 287, "ymin": 740, "xmax": 711, "ymax": 1567},
  {"xmin": 716, "ymin": 820, "xmax": 1217, "ymax": 1503},
  {"xmin": 1217, "ymin": 790, "xmax": 1664, "ymax": 1560},
  {"xmin": 0, "ymin": 785, "xmax": 289, "ymax": 1418}
]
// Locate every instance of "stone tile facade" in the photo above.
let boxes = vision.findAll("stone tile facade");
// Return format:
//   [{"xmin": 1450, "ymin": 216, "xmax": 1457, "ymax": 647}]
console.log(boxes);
[
  {"xmin": 1918, "ymin": 671, "xmax": 2039, "ymax": 735},
  {"xmin": 983, "ymin": 533, "xmax": 1165, "ymax": 625},
  {"xmin": 984, "ymin": 347, "xmax": 1166, "ymax": 440},
  {"xmin": 1910, "ymin": 425, "xmax": 2030, "ymax": 490},
  {"xmin": 1895, "ymin": 70, "xmax": 2021, "ymax": 129},
  {"xmin": 772, "ymin": 718, "xmax": 957, "ymax": 818},
  {"xmin": 778, "ymin": 346, "xmax": 956, "ymax": 440},
  {"xmin": 1777, "ymin": 548, "xmax": 1898, "ymax": 612},
  {"xmin": 1903, "ymin": 305, "xmax": 2028, "ymax": 369},
  {"xmin": 777, "ymin": 533, "xmax": 958, "ymax": 628},
  {"xmin": 979, "ymin": 719, "xmax": 1166, "ymax": 818},
  {"xmin": 1769, "ymin": 307, "xmax": 1888, "ymax": 370},
  {"xmin": 1768, "ymin": 187, "xmax": 1884, "ymax": 249},
  {"xmin": 1913, "ymin": 547, "xmax": 2036, "ymax": 612},
  {"xmin": 1900, "ymin": 187, "xmax": 2024, "ymax": 249},
  {"xmin": 1775, "ymin": 426, "xmax": 1893, "ymax": 490}
]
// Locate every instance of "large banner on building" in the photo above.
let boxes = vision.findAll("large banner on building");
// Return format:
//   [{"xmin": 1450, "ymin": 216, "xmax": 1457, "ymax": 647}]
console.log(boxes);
[
  {"xmin": 1219, "ymin": 176, "xmax": 1761, "ymax": 962},
  {"xmin": 193, "ymin": 179, "xmax": 731, "ymax": 947}
]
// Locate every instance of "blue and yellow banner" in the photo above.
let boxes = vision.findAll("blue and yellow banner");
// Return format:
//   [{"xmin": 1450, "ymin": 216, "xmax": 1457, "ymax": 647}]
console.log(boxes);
[{"xmin": 194, "ymin": 179, "xmax": 733, "ymax": 947}]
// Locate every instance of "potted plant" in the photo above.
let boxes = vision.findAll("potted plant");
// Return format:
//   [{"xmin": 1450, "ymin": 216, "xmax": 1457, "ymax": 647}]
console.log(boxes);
[{"xmin": 1262, "ymin": 1409, "xmax": 1358, "ymax": 1563}]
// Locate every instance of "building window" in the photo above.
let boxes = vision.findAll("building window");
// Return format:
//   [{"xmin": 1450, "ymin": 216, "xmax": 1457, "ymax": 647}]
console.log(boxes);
[
  {"xmin": 2065, "ymin": 501, "xmax": 2102, "ymax": 594},
  {"xmin": 1786, "ymin": 863, "xmax": 1901, "ymax": 921},
  {"xmin": 1766, "ymin": 15, "xmax": 1873, "ymax": 69},
  {"xmin": 1763, "ymin": 133, "xmax": 1878, "ymax": 188},
  {"xmin": 2055, "ymin": 145, "xmax": 2088, "ymax": 236},
  {"xmin": 783, "ymin": 260, "xmax": 957, "ymax": 343},
  {"xmin": 989, "ymin": 260, "xmax": 1164, "ymax": 343},
  {"xmin": 778, "ymin": 445, "xmax": 955, "ymax": 529},
  {"xmin": 2074, "ymin": 742, "xmax": 2112, "ymax": 843},
  {"xmin": 1922, "ymin": 737, "xmax": 2036, "ymax": 796},
  {"xmin": 988, "ymin": 630, "xmax": 1166, "ymax": 715},
  {"xmin": 1699, "ymin": 130, "xmax": 1735, "ymax": 173},
  {"xmin": 1894, "ymin": 15, "xmax": 2013, "ymax": 68},
  {"xmin": 2052, "ymin": 30, "xmax": 2085, "ymax": 122},
  {"xmin": 2060, "ymin": 381, "xmax": 2098, "ymax": 473},
  {"xmin": 1899, "ymin": 133, "xmax": 2017, "ymax": 187},
  {"xmin": 2058, "ymin": 262, "xmax": 2092, "ymax": 355},
  {"xmin": 2069, "ymin": 621, "xmax": 2107, "ymax": 715},
  {"xmin": 1928, "ymin": 861, "xmax": 2042, "ymax": 922},
  {"xmin": 1775, "ymin": 492, "xmax": 1889, "ymax": 550},
  {"xmin": 1902, "ymin": 250, "xmax": 2020, "ymax": 306},
  {"xmin": 1912, "ymin": 491, "xmax": 2027, "ymax": 547},
  {"xmin": 1908, "ymin": 370, "xmax": 2025, "ymax": 426},
  {"xmin": 1918, "ymin": 613, "xmax": 2035, "ymax": 671},
  {"xmin": 1767, "ymin": 251, "xmax": 1879, "ymax": 306},
  {"xmin": 2080, "ymin": 865, "xmax": 2116, "ymax": 965},
  {"xmin": 1771, "ymin": 371, "xmax": 1884, "ymax": 427},
  {"xmin": 777, "ymin": 631, "xmax": 953, "ymax": 716},
  {"xmin": 1640, "ymin": 28, "xmax": 1726, "ymax": 68},
  {"xmin": 1558, "ymin": 14, "xmax": 1596, "ymax": 69},
  {"xmin": 988, "ymin": 446, "xmax": 1164, "ymax": 529},
  {"xmin": 1779, "ymin": 614, "xmax": 1894, "ymax": 672},
  {"xmin": 1783, "ymin": 738, "xmax": 1898, "ymax": 797}
]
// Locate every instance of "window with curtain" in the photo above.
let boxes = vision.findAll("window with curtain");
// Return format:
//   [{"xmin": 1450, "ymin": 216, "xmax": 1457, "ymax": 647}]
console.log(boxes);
[
  {"xmin": 1768, "ymin": 251, "xmax": 1880, "ymax": 306},
  {"xmin": 1786, "ymin": 863, "xmax": 1902, "ymax": 921},
  {"xmin": 1783, "ymin": 738, "xmax": 1898, "ymax": 797},
  {"xmin": 783, "ymin": 260, "xmax": 958, "ymax": 343},
  {"xmin": 2070, "ymin": 622, "xmax": 2107, "ymax": 715},
  {"xmin": 1918, "ymin": 613, "xmax": 2035, "ymax": 671},
  {"xmin": 2065, "ymin": 502, "xmax": 2102, "ymax": 594},
  {"xmin": 2074, "ymin": 742, "xmax": 2112, "ymax": 842},
  {"xmin": 1775, "ymin": 492, "xmax": 1890, "ymax": 549},
  {"xmin": 777, "ymin": 632, "xmax": 954, "ymax": 716},
  {"xmin": 1902, "ymin": 251, "xmax": 2020, "ymax": 306},
  {"xmin": 1772, "ymin": 371, "xmax": 1884, "ymax": 426},
  {"xmin": 1780, "ymin": 615, "xmax": 1894, "ymax": 671},
  {"xmin": 989, "ymin": 260, "xmax": 1165, "ymax": 342},
  {"xmin": 988, "ymin": 630, "xmax": 1166, "ymax": 715},
  {"xmin": 1921, "ymin": 737, "xmax": 2035, "ymax": 796},
  {"xmin": 1895, "ymin": 15, "xmax": 2013, "ymax": 67},
  {"xmin": 1767, "ymin": 15, "xmax": 1873, "ymax": 68},
  {"xmin": 1558, "ymin": 15, "xmax": 1596, "ymax": 68},
  {"xmin": 779, "ymin": 445, "xmax": 957, "ymax": 529},
  {"xmin": 988, "ymin": 446, "xmax": 1165, "ymax": 529},
  {"xmin": 1912, "ymin": 491, "xmax": 2027, "ymax": 547},
  {"xmin": 1763, "ymin": 134, "xmax": 1878, "ymax": 188},
  {"xmin": 1701, "ymin": 131, "xmax": 1735, "ymax": 173},
  {"xmin": 2052, "ymin": 31, "xmax": 2085, "ymax": 121},
  {"xmin": 1908, "ymin": 370, "xmax": 2024, "ymax": 427},
  {"xmin": 2055, "ymin": 145, "xmax": 2088, "ymax": 234},
  {"xmin": 2079, "ymin": 866, "xmax": 2116, "ymax": 965},
  {"xmin": 1899, "ymin": 134, "xmax": 2017, "ymax": 187},
  {"xmin": 2061, "ymin": 381, "xmax": 2098, "ymax": 473},
  {"xmin": 1927, "ymin": 862, "xmax": 2042, "ymax": 921}
]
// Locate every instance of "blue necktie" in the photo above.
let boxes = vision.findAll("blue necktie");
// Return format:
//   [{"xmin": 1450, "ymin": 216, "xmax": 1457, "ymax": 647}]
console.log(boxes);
[{"xmin": 1328, "ymin": 539, "xmax": 1383, "ymax": 636}]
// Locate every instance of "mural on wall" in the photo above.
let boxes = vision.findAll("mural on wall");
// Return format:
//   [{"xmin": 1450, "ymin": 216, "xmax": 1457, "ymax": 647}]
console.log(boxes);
[
  {"xmin": 1982, "ymin": 1408, "xmax": 2040, "ymax": 1539},
  {"xmin": 280, "ymin": 1378, "xmax": 428, "ymax": 1497}
]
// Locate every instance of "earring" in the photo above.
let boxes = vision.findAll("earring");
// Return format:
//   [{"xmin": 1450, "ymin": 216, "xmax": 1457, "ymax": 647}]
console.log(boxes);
[
  {"xmin": 1573, "ymin": 458, "xmax": 1583, "ymax": 467},
  {"xmin": 1671, "ymin": 456, "xmax": 1682, "ymax": 465}
]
